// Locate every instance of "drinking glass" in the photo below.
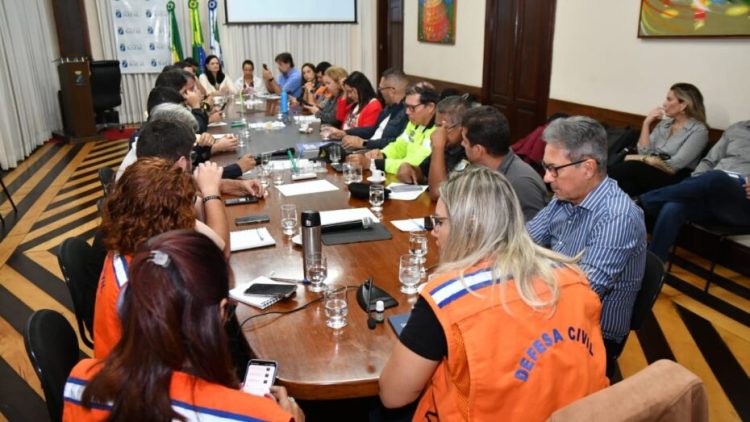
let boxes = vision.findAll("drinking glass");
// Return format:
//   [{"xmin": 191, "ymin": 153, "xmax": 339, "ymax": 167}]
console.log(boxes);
[
  {"xmin": 257, "ymin": 166, "xmax": 270, "ymax": 188},
  {"xmin": 399, "ymin": 254, "xmax": 421, "ymax": 294},
  {"xmin": 351, "ymin": 163, "xmax": 363, "ymax": 183},
  {"xmin": 369, "ymin": 184, "xmax": 385, "ymax": 213},
  {"xmin": 272, "ymin": 167, "xmax": 286, "ymax": 185},
  {"xmin": 261, "ymin": 152, "xmax": 271, "ymax": 167},
  {"xmin": 343, "ymin": 163, "xmax": 354, "ymax": 185},
  {"xmin": 238, "ymin": 128, "xmax": 251, "ymax": 147},
  {"xmin": 329, "ymin": 144, "xmax": 342, "ymax": 165},
  {"xmin": 409, "ymin": 230, "xmax": 428, "ymax": 265},
  {"xmin": 280, "ymin": 204, "xmax": 297, "ymax": 236},
  {"xmin": 324, "ymin": 285, "xmax": 348, "ymax": 329},
  {"xmin": 320, "ymin": 124, "xmax": 333, "ymax": 140},
  {"xmin": 306, "ymin": 253, "xmax": 328, "ymax": 293}
]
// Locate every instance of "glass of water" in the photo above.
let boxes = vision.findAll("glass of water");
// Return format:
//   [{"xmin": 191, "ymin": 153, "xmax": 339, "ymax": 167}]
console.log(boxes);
[
  {"xmin": 272, "ymin": 167, "xmax": 286, "ymax": 185},
  {"xmin": 306, "ymin": 253, "xmax": 328, "ymax": 293},
  {"xmin": 329, "ymin": 144, "xmax": 342, "ymax": 165},
  {"xmin": 343, "ymin": 163, "xmax": 354, "ymax": 185},
  {"xmin": 324, "ymin": 284, "xmax": 348, "ymax": 330},
  {"xmin": 257, "ymin": 165, "xmax": 270, "ymax": 188},
  {"xmin": 280, "ymin": 204, "xmax": 297, "ymax": 236},
  {"xmin": 409, "ymin": 230, "xmax": 428, "ymax": 265},
  {"xmin": 238, "ymin": 128, "xmax": 251, "ymax": 147},
  {"xmin": 351, "ymin": 163, "xmax": 363, "ymax": 183},
  {"xmin": 399, "ymin": 254, "xmax": 421, "ymax": 294},
  {"xmin": 369, "ymin": 184, "xmax": 385, "ymax": 213},
  {"xmin": 261, "ymin": 152, "xmax": 271, "ymax": 167}
]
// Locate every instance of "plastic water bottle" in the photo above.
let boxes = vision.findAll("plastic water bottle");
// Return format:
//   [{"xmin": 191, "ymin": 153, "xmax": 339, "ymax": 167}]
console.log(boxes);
[{"xmin": 280, "ymin": 91, "xmax": 289, "ymax": 122}]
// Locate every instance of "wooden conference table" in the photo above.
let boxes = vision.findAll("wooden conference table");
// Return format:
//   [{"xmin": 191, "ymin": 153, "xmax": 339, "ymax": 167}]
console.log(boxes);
[{"xmin": 209, "ymin": 103, "xmax": 437, "ymax": 400}]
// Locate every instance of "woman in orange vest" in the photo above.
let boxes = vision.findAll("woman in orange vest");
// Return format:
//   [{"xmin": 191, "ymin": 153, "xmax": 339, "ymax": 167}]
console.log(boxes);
[
  {"xmin": 379, "ymin": 167, "xmax": 609, "ymax": 421},
  {"xmin": 64, "ymin": 230, "xmax": 303, "ymax": 421}
]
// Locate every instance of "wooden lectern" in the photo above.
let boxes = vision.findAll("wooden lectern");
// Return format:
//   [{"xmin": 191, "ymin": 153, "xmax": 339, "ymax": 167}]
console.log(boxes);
[{"xmin": 55, "ymin": 59, "xmax": 101, "ymax": 143}]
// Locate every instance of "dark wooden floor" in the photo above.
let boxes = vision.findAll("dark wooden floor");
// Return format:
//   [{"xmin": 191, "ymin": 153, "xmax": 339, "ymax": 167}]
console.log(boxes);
[{"xmin": 0, "ymin": 139, "xmax": 747, "ymax": 421}]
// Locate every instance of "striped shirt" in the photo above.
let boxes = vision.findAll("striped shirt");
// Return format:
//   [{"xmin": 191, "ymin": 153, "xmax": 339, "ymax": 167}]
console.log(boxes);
[{"xmin": 526, "ymin": 177, "xmax": 646, "ymax": 342}]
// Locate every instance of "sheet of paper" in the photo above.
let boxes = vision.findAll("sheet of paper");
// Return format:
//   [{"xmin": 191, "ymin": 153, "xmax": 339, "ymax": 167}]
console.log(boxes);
[
  {"xmin": 211, "ymin": 133, "xmax": 231, "ymax": 139},
  {"xmin": 207, "ymin": 121, "xmax": 228, "ymax": 127},
  {"xmin": 387, "ymin": 183, "xmax": 428, "ymax": 201},
  {"xmin": 276, "ymin": 179, "xmax": 339, "ymax": 197},
  {"xmin": 391, "ymin": 218, "xmax": 428, "ymax": 232},
  {"xmin": 267, "ymin": 159, "xmax": 311, "ymax": 170},
  {"xmin": 319, "ymin": 207, "xmax": 380, "ymax": 225}
]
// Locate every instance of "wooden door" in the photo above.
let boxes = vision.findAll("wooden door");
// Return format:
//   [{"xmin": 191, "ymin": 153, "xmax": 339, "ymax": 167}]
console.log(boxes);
[
  {"xmin": 376, "ymin": 0, "xmax": 404, "ymax": 79},
  {"xmin": 482, "ymin": 0, "xmax": 556, "ymax": 140}
]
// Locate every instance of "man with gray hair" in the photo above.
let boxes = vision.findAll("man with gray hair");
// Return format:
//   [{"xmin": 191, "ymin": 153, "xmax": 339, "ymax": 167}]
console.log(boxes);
[{"xmin": 526, "ymin": 115, "xmax": 646, "ymax": 378}]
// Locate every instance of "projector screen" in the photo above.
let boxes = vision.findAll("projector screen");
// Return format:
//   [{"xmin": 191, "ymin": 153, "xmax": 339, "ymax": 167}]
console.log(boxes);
[{"xmin": 225, "ymin": 0, "xmax": 357, "ymax": 24}]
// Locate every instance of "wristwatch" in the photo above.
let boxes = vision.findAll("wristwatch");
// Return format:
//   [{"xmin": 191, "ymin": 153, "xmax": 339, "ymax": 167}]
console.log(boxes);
[{"xmin": 202, "ymin": 195, "xmax": 221, "ymax": 203}]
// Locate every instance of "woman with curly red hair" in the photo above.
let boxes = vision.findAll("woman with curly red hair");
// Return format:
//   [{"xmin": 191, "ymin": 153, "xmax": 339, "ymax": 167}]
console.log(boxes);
[{"xmin": 93, "ymin": 157, "xmax": 224, "ymax": 358}]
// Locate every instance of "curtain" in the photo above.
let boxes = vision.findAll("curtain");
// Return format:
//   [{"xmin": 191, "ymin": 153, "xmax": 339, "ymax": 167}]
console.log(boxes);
[
  {"xmin": 0, "ymin": 0, "xmax": 61, "ymax": 170},
  {"xmin": 90, "ymin": 0, "xmax": 376, "ymax": 125}
]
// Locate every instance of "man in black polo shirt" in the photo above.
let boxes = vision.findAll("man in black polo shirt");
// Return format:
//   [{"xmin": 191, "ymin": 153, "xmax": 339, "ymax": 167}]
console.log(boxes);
[{"xmin": 396, "ymin": 95, "xmax": 471, "ymax": 200}]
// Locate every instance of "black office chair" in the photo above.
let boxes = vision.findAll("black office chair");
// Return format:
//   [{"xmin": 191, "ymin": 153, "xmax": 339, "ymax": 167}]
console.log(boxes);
[
  {"xmin": 612, "ymin": 251, "xmax": 666, "ymax": 360},
  {"xmin": 57, "ymin": 237, "xmax": 102, "ymax": 348},
  {"xmin": 24, "ymin": 309, "xmax": 81, "ymax": 422},
  {"xmin": 98, "ymin": 167, "xmax": 114, "ymax": 196},
  {"xmin": 90, "ymin": 60, "xmax": 122, "ymax": 130}
]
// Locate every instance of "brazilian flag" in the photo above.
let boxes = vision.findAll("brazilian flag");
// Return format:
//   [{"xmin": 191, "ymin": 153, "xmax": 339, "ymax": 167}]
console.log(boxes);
[
  {"xmin": 167, "ymin": 1, "xmax": 183, "ymax": 63},
  {"xmin": 188, "ymin": 0, "xmax": 206, "ymax": 73}
]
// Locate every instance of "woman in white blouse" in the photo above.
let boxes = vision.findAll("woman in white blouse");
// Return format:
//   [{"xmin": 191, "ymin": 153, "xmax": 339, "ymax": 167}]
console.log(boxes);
[
  {"xmin": 234, "ymin": 59, "xmax": 267, "ymax": 96},
  {"xmin": 198, "ymin": 55, "xmax": 236, "ymax": 96}
]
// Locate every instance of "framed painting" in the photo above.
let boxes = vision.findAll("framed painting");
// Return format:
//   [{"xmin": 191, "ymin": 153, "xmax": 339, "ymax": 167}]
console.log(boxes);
[
  {"xmin": 418, "ymin": 0, "xmax": 456, "ymax": 44},
  {"xmin": 639, "ymin": 0, "xmax": 750, "ymax": 38}
]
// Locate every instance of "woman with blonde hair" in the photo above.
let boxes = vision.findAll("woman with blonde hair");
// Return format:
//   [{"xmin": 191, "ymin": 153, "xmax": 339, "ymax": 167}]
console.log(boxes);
[
  {"xmin": 305, "ymin": 66, "xmax": 348, "ymax": 126},
  {"xmin": 379, "ymin": 167, "xmax": 608, "ymax": 420},
  {"xmin": 610, "ymin": 82, "xmax": 708, "ymax": 196}
]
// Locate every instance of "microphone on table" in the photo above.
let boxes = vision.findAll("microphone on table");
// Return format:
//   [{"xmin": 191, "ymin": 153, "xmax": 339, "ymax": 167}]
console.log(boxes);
[
  {"xmin": 365, "ymin": 276, "xmax": 376, "ymax": 330},
  {"xmin": 321, "ymin": 217, "xmax": 373, "ymax": 234}
]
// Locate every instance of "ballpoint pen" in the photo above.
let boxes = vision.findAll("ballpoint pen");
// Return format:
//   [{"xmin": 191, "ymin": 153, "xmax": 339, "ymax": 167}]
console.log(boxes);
[{"xmin": 269, "ymin": 276, "xmax": 310, "ymax": 285}]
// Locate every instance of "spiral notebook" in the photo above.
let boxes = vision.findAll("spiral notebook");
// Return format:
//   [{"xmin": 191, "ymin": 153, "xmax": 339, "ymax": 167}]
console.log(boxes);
[
  {"xmin": 229, "ymin": 276, "xmax": 298, "ymax": 309},
  {"xmin": 230, "ymin": 228, "xmax": 276, "ymax": 252}
]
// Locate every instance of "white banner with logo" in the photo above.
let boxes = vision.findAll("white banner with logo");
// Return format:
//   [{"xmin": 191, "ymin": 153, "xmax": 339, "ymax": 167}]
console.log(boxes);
[{"xmin": 110, "ymin": 0, "xmax": 171, "ymax": 74}]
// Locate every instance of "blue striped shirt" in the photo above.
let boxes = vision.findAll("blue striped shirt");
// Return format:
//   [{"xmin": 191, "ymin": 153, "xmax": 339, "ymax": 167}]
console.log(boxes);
[{"xmin": 526, "ymin": 177, "xmax": 646, "ymax": 342}]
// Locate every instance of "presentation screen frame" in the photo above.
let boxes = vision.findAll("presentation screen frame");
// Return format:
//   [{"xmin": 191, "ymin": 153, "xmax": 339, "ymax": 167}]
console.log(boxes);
[{"xmin": 224, "ymin": 0, "xmax": 358, "ymax": 24}]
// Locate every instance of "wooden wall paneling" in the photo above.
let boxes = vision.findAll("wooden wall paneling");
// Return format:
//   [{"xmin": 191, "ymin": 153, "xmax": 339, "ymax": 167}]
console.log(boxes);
[{"xmin": 403, "ymin": 74, "xmax": 483, "ymax": 101}]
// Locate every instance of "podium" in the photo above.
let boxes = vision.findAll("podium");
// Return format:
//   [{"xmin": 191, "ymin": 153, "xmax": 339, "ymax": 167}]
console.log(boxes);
[{"xmin": 54, "ymin": 58, "xmax": 101, "ymax": 143}]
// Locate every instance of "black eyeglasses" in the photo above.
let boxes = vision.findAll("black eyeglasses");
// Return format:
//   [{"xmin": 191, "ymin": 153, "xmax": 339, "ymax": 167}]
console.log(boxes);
[
  {"xmin": 542, "ymin": 158, "xmax": 590, "ymax": 177},
  {"xmin": 405, "ymin": 103, "xmax": 425, "ymax": 112}
]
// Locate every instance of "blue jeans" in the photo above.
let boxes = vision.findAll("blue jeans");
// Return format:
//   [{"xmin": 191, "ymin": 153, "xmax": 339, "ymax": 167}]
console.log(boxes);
[{"xmin": 641, "ymin": 171, "xmax": 750, "ymax": 261}]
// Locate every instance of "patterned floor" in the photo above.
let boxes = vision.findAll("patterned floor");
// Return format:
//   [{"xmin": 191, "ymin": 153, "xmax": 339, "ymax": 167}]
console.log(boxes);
[{"xmin": 0, "ymin": 139, "xmax": 747, "ymax": 421}]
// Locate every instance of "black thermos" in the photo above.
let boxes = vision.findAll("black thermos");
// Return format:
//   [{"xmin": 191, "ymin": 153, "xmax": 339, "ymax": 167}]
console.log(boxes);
[{"xmin": 301, "ymin": 210, "xmax": 322, "ymax": 276}]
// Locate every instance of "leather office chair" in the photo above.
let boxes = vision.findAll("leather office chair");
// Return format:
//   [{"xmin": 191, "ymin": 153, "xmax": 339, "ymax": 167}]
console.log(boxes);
[
  {"xmin": 98, "ymin": 167, "xmax": 114, "ymax": 196},
  {"xmin": 611, "ymin": 251, "xmax": 666, "ymax": 364},
  {"xmin": 24, "ymin": 309, "xmax": 81, "ymax": 422},
  {"xmin": 57, "ymin": 237, "xmax": 103, "ymax": 348},
  {"xmin": 89, "ymin": 60, "xmax": 122, "ymax": 130}
]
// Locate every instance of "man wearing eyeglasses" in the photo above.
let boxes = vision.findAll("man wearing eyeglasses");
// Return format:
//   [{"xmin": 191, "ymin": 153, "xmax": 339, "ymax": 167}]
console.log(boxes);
[
  {"xmin": 339, "ymin": 68, "xmax": 410, "ymax": 150},
  {"xmin": 353, "ymin": 84, "xmax": 440, "ymax": 174},
  {"xmin": 526, "ymin": 115, "xmax": 646, "ymax": 379}
]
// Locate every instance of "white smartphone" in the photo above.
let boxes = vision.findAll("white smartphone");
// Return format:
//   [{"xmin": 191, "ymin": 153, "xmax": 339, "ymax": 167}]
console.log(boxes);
[{"xmin": 242, "ymin": 359, "xmax": 278, "ymax": 396}]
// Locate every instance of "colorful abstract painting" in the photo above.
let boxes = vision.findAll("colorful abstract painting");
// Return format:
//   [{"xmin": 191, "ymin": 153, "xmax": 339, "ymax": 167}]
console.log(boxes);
[
  {"xmin": 418, "ymin": 0, "xmax": 456, "ymax": 44},
  {"xmin": 639, "ymin": 0, "xmax": 750, "ymax": 37}
]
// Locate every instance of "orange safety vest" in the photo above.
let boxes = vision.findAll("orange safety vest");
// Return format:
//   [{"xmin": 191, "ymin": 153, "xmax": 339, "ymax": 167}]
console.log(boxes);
[
  {"xmin": 413, "ymin": 263, "xmax": 609, "ymax": 421},
  {"xmin": 93, "ymin": 252, "xmax": 131, "ymax": 359},
  {"xmin": 63, "ymin": 359, "xmax": 293, "ymax": 422}
]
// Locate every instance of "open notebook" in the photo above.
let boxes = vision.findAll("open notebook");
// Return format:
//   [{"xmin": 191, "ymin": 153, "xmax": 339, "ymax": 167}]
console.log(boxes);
[
  {"xmin": 229, "ymin": 276, "xmax": 298, "ymax": 309},
  {"xmin": 230, "ymin": 228, "xmax": 276, "ymax": 252}
]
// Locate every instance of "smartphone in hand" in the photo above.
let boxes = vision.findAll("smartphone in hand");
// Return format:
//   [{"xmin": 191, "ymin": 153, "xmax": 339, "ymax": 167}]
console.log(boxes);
[{"xmin": 242, "ymin": 359, "xmax": 278, "ymax": 396}]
